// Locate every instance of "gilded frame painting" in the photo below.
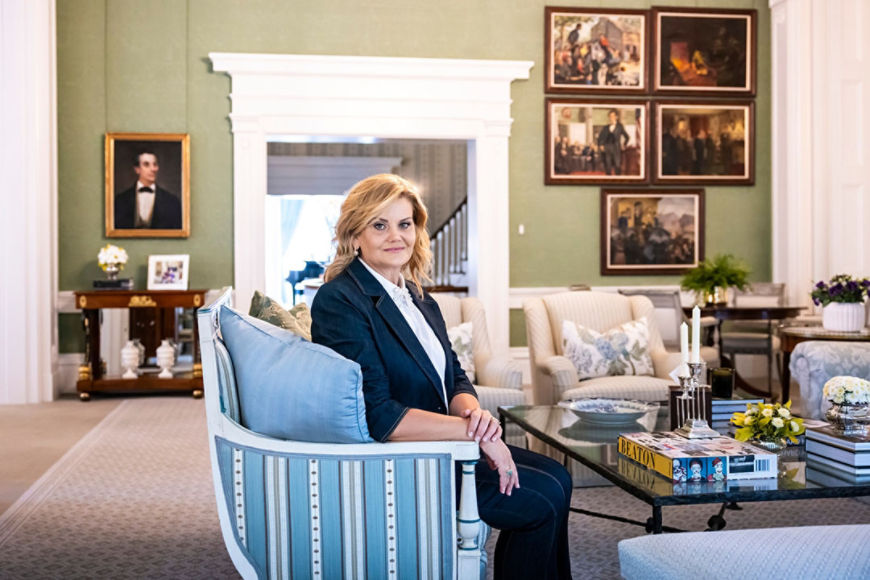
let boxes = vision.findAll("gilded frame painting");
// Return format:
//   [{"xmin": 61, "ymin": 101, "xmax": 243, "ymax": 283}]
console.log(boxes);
[
  {"xmin": 600, "ymin": 188, "xmax": 704, "ymax": 276},
  {"xmin": 654, "ymin": 102, "xmax": 754, "ymax": 185},
  {"xmin": 653, "ymin": 7, "xmax": 756, "ymax": 96},
  {"xmin": 545, "ymin": 7, "xmax": 648, "ymax": 94},
  {"xmin": 546, "ymin": 99, "xmax": 649, "ymax": 185},
  {"xmin": 105, "ymin": 132, "xmax": 190, "ymax": 238}
]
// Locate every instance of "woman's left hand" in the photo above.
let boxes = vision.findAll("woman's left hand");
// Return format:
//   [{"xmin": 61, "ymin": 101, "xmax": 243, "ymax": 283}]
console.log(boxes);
[{"xmin": 461, "ymin": 407, "xmax": 502, "ymax": 443}]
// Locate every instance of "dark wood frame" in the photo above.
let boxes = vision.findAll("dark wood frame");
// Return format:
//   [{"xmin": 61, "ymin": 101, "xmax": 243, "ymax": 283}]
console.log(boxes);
[
  {"xmin": 545, "ymin": 7, "xmax": 649, "ymax": 94},
  {"xmin": 546, "ymin": 98, "xmax": 650, "ymax": 185},
  {"xmin": 105, "ymin": 132, "xmax": 190, "ymax": 238},
  {"xmin": 653, "ymin": 101, "xmax": 755, "ymax": 185},
  {"xmin": 652, "ymin": 7, "xmax": 757, "ymax": 96},
  {"xmin": 600, "ymin": 188, "xmax": 705, "ymax": 275}
]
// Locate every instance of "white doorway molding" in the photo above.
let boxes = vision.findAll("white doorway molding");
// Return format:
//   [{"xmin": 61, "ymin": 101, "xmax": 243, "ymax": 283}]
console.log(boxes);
[
  {"xmin": 0, "ymin": 0, "xmax": 57, "ymax": 404},
  {"xmin": 770, "ymin": 0, "xmax": 870, "ymax": 307},
  {"xmin": 210, "ymin": 53, "xmax": 533, "ymax": 354}
]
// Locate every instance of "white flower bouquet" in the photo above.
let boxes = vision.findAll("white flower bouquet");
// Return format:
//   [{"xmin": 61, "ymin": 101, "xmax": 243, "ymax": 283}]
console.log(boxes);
[
  {"xmin": 731, "ymin": 400, "xmax": 805, "ymax": 444},
  {"xmin": 97, "ymin": 244, "xmax": 128, "ymax": 272},
  {"xmin": 823, "ymin": 376, "xmax": 870, "ymax": 405}
]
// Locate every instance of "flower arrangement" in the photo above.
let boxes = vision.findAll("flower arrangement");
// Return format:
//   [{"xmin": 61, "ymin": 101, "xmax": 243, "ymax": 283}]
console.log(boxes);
[
  {"xmin": 823, "ymin": 376, "xmax": 870, "ymax": 406},
  {"xmin": 810, "ymin": 274, "xmax": 870, "ymax": 306},
  {"xmin": 731, "ymin": 400, "xmax": 805, "ymax": 445},
  {"xmin": 97, "ymin": 244, "xmax": 128, "ymax": 272}
]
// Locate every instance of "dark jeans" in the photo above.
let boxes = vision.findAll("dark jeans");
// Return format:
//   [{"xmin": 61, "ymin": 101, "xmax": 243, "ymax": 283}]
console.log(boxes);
[{"xmin": 471, "ymin": 445, "xmax": 574, "ymax": 580}]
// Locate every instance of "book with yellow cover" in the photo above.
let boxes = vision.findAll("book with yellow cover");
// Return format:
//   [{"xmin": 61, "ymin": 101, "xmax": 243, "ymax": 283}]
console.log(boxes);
[{"xmin": 618, "ymin": 431, "xmax": 778, "ymax": 482}]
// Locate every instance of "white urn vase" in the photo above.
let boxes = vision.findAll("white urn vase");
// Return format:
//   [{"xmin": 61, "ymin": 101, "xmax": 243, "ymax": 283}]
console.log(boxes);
[
  {"xmin": 156, "ymin": 339, "xmax": 175, "ymax": 379},
  {"xmin": 120, "ymin": 340, "xmax": 139, "ymax": 379},
  {"xmin": 822, "ymin": 302, "xmax": 866, "ymax": 332}
]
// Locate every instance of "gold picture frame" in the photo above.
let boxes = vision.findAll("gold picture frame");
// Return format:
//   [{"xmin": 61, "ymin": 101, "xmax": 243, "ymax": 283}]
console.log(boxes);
[{"xmin": 105, "ymin": 132, "xmax": 190, "ymax": 238}]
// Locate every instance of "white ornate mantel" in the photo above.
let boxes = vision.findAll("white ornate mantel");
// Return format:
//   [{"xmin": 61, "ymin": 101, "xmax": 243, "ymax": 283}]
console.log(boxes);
[
  {"xmin": 210, "ymin": 53, "xmax": 533, "ymax": 354},
  {"xmin": 770, "ymin": 0, "xmax": 870, "ymax": 309}
]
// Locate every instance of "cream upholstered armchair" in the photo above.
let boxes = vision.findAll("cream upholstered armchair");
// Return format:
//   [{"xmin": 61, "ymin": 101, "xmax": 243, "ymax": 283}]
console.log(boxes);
[
  {"xmin": 431, "ymin": 294, "xmax": 528, "ymax": 446},
  {"xmin": 524, "ymin": 291, "xmax": 681, "ymax": 406}
]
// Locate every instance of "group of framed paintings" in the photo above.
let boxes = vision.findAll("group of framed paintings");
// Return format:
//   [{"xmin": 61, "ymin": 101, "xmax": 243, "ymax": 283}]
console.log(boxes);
[{"xmin": 544, "ymin": 6, "xmax": 756, "ymax": 187}]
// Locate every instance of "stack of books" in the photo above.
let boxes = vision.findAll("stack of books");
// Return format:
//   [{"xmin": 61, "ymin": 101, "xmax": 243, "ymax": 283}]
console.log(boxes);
[
  {"xmin": 618, "ymin": 431, "xmax": 778, "ymax": 482},
  {"xmin": 805, "ymin": 425, "xmax": 870, "ymax": 483},
  {"xmin": 710, "ymin": 397, "xmax": 763, "ymax": 433}
]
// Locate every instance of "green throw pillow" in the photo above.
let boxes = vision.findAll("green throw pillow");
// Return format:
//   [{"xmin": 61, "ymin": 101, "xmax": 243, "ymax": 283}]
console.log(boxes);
[{"xmin": 249, "ymin": 290, "xmax": 312, "ymax": 341}]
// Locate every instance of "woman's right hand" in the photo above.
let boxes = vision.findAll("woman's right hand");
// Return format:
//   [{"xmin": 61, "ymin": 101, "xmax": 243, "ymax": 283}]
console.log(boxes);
[{"xmin": 478, "ymin": 438, "xmax": 520, "ymax": 495}]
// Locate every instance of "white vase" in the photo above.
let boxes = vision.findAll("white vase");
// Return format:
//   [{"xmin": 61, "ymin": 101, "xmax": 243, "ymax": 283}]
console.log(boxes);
[
  {"xmin": 156, "ymin": 339, "xmax": 175, "ymax": 379},
  {"xmin": 822, "ymin": 302, "xmax": 866, "ymax": 332},
  {"xmin": 120, "ymin": 340, "xmax": 139, "ymax": 379}
]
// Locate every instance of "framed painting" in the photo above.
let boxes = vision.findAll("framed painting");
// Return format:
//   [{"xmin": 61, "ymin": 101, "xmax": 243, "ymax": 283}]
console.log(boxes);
[
  {"xmin": 654, "ymin": 102, "xmax": 754, "ymax": 184},
  {"xmin": 600, "ymin": 189, "xmax": 704, "ymax": 275},
  {"xmin": 545, "ymin": 7, "xmax": 648, "ymax": 94},
  {"xmin": 653, "ymin": 7, "xmax": 756, "ymax": 96},
  {"xmin": 105, "ymin": 132, "xmax": 190, "ymax": 238},
  {"xmin": 147, "ymin": 254, "xmax": 190, "ymax": 290},
  {"xmin": 546, "ymin": 99, "xmax": 649, "ymax": 184}
]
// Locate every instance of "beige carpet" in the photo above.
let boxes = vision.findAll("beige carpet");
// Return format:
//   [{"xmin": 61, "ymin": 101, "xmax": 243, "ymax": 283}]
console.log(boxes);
[{"xmin": 2, "ymin": 396, "xmax": 870, "ymax": 579}]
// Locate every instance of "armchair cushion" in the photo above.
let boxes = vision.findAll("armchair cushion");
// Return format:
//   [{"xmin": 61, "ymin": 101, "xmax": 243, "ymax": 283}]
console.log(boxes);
[
  {"xmin": 447, "ymin": 321, "xmax": 476, "ymax": 383},
  {"xmin": 562, "ymin": 317, "xmax": 654, "ymax": 380},
  {"xmin": 248, "ymin": 290, "xmax": 312, "ymax": 341},
  {"xmin": 219, "ymin": 306, "xmax": 372, "ymax": 444}
]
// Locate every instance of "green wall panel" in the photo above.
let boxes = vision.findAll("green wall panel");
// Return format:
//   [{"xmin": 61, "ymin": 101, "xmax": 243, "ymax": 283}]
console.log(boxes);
[{"xmin": 57, "ymin": 0, "xmax": 772, "ymax": 348}]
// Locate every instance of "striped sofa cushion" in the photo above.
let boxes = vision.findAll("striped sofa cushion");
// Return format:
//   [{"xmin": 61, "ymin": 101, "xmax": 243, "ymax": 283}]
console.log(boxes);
[{"xmin": 216, "ymin": 437, "xmax": 457, "ymax": 579}]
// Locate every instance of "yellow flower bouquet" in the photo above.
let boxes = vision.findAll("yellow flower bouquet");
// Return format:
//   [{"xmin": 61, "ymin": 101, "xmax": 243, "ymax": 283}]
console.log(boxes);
[{"xmin": 731, "ymin": 400, "xmax": 805, "ymax": 445}]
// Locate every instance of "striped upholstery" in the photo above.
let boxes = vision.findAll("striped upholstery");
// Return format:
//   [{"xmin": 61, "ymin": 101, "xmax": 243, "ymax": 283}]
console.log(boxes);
[
  {"xmin": 198, "ymin": 288, "xmax": 485, "ymax": 580},
  {"xmin": 216, "ymin": 438, "xmax": 455, "ymax": 579}
]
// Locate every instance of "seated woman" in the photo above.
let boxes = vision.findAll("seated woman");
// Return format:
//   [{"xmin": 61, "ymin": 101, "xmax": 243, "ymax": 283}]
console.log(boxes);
[{"xmin": 311, "ymin": 174, "xmax": 573, "ymax": 580}]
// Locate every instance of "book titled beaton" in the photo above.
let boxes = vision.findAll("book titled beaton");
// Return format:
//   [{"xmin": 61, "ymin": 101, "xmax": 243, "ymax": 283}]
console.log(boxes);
[{"xmin": 618, "ymin": 431, "xmax": 778, "ymax": 482}]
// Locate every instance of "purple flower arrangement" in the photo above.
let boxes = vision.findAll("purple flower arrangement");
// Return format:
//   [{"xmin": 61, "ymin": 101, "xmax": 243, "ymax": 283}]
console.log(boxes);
[{"xmin": 810, "ymin": 274, "xmax": 870, "ymax": 306}]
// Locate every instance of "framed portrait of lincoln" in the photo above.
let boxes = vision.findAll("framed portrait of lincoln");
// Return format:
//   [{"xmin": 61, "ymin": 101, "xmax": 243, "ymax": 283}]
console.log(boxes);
[{"xmin": 105, "ymin": 132, "xmax": 190, "ymax": 238}]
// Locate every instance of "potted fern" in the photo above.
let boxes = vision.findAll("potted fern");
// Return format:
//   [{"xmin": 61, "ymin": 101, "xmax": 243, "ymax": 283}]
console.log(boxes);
[{"xmin": 680, "ymin": 254, "xmax": 751, "ymax": 306}]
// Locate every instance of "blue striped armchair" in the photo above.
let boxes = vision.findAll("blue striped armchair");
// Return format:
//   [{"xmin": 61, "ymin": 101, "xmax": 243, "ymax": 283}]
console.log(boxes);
[{"xmin": 197, "ymin": 288, "xmax": 485, "ymax": 579}]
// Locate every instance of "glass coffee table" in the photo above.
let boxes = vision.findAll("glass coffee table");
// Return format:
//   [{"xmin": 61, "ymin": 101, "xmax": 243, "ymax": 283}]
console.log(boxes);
[{"xmin": 499, "ymin": 404, "xmax": 870, "ymax": 534}]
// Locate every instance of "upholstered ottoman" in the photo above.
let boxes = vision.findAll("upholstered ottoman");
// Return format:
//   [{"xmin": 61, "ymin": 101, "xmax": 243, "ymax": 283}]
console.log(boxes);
[
  {"xmin": 619, "ymin": 524, "xmax": 870, "ymax": 579},
  {"xmin": 789, "ymin": 341, "xmax": 870, "ymax": 419}
]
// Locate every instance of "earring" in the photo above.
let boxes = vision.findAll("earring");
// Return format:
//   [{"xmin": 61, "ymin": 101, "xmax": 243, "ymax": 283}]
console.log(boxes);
[{"xmin": 354, "ymin": 247, "xmax": 359, "ymax": 256}]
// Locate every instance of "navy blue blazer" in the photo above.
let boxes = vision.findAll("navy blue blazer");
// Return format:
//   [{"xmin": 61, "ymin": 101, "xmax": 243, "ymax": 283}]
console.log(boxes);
[{"xmin": 311, "ymin": 258, "xmax": 477, "ymax": 441}]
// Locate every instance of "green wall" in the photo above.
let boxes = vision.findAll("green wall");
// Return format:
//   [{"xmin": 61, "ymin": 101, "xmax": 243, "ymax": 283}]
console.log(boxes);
[{"xmin": 57, "ymin": 0, "xmax": 770, "ymax": 349}]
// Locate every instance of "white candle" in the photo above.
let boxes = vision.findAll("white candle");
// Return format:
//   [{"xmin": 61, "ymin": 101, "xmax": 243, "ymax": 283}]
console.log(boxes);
[
  {"xmin": 691, "ymin": 306, "xmax": 701, "ymax": 364},
  {"xmin": 680, "ymin": 322, "xmax": 689, "ymax": 364}
]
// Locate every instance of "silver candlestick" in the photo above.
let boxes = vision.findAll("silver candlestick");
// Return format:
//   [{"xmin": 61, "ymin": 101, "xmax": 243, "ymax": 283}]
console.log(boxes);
[{"xmin": 675, "ymin": 361, "xmax": 720, "ymax": 439}]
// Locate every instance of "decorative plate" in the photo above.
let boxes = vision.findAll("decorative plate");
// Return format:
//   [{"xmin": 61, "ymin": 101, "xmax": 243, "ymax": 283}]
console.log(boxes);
[{"xmin": 558, "ymin": 398, "xmax": 658, "ymax": 426}]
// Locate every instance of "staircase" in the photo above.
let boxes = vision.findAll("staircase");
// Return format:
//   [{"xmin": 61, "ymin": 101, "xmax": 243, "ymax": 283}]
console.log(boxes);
[{"xmin": 428, "ymin": 198, "xmax": 469, "ymax": 293}]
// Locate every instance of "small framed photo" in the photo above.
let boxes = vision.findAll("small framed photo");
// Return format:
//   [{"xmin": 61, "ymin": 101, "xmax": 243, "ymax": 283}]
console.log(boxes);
[
  {"xmin": 105, "ymin": 132, "xmax": 190, "ymax": 238},
  {"xmin": 600, "ymin": 188, "xmax": 704, "ymax": 275},
  {"xmin": 147, "ymin": 254, "xmax": 190, "ymax": 290},
  {"xmin": 653, "ymin": 7, "xmax": 756, "ymax": 96},
  {"xmin": 654, "ymin": 102, "xmax": 754, "ymax": 184},
  {"xmin": 546, "ymin": 99, "xmax": 649, "ymax": 184},
  {"xmin": 545, "ymin": 7, "xmax": 648, "ymax": 94}
]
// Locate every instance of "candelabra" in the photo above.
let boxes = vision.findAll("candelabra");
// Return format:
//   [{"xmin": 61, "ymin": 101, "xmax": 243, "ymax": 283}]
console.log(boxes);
[{"xmin": 675, "ymin": 361, "xmax": 720, "ymax": 439}]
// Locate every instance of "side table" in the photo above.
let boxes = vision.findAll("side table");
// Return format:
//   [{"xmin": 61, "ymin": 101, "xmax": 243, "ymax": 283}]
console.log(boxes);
[{"xmin": 74, "ymin": 289, "xmax": 206, "ymax": 401}]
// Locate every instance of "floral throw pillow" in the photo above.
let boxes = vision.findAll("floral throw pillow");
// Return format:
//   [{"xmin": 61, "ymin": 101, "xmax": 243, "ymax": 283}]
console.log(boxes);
[
  {"xmin": 248, "ymin": 290, "xmax": 312, "ymax": 341},
  {"xmin": 561, "ymin": 317, "xmax": 654, "ymax": 380},
  {"xmin": 447, "ymin": 321, "xmax": 476, "ymax": 383}
]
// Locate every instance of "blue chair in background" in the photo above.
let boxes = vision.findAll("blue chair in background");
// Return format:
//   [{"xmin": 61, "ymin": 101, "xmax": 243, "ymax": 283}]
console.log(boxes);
[{"xmin": 790, "ymin": 340, "xmax": 870, "ymax": 419}]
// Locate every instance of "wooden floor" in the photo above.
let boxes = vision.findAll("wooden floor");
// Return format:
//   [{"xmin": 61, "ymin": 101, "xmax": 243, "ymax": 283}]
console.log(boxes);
[{"xmin": 0, "ymin": 395, "xmax": 120, "ymax": 515}]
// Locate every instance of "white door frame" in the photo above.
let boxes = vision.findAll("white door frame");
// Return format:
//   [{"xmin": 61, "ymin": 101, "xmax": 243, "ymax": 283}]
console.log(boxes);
[{"xmin": 210, "ymin": 53, "xmax": 532, "ymax": 354}]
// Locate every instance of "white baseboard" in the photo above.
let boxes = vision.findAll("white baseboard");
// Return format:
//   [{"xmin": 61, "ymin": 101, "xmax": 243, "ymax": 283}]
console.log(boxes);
[{"xmin": 56, "ymin": 353, "xmax": 82, "ymax": 395}]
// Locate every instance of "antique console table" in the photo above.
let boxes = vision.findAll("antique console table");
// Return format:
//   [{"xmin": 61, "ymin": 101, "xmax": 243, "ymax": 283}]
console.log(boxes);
[{"xmin": 74, "ymin": 289, "xmax": 206, "ymax": 401}]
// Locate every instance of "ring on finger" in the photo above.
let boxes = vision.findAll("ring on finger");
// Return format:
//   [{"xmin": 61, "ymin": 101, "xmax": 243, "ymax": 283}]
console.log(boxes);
[{"xmin": 505, "ymin": 469, "xmax": 513, "ymax": 477}]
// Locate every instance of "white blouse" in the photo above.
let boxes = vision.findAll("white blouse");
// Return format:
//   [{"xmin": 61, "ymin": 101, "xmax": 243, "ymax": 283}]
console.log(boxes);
[{"xmin": 359, "ymin": 259, "xmax": 448, "ymax": 408}]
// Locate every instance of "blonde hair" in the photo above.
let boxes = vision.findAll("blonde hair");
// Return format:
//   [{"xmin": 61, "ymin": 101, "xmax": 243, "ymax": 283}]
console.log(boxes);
[{"xmin": 324, "ymin": 174, "xmax": 432, "ymax": 294}]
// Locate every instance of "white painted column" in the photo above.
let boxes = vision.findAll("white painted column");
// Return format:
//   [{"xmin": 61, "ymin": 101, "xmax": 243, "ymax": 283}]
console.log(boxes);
[
  {"xmin": 0, "ymin": 0, "xmax": 58, "ymax": 403},
  {"xmin": 771, "ymin": 0, "xmax": 870, "ymax": 308}
]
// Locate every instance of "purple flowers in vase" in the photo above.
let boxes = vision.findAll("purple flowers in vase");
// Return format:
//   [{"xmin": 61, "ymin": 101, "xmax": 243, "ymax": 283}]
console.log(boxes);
[{"xmin": 810, "ymin": 274, "xmax": 870, "ymax": 306}]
